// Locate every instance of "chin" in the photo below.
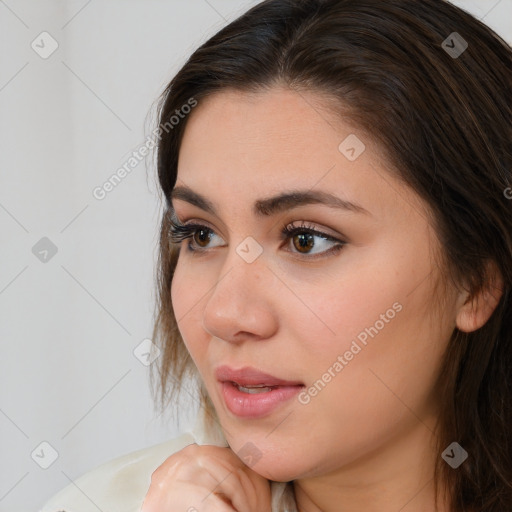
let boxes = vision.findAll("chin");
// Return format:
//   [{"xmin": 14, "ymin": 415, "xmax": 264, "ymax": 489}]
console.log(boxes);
[
  {"xmin": 231, "ymin": 441, "xmax": 309, "ymax": 482},
  {"xmin": 249, "ymin": 460, "xmax": 300, "ymax": 483}
]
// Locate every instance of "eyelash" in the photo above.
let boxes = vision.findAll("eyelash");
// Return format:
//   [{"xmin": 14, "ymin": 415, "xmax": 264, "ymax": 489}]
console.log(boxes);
[{"xmin": 168, "ymin": 218, "xmax": 346, "ymax": 259}]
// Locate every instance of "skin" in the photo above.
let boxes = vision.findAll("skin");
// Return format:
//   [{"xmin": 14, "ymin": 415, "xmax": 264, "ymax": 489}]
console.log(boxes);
[{"xmin": 143, "ymin": 86, "xmax": 502, "ymax": 512}]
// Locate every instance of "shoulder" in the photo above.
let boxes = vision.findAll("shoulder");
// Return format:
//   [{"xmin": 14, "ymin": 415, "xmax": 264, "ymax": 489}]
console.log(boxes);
[{"xmin": 39, "ymin": 432, "xmax": 196, "ymax": 512}]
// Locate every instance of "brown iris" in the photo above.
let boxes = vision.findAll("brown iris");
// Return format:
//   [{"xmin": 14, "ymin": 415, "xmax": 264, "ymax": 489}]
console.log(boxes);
[
  {"xmin": 293, "ymin": 232, "xmax": 315, "ymax": 253},
  {"xmin": 193, "ymin": 228, "xmax": 211, "ymax": 248}
]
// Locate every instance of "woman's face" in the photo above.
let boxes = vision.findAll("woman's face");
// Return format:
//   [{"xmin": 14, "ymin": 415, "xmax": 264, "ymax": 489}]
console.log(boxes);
[{"xmin": 170, "ymin": 86, "xmax": 459, "ymax": 482}]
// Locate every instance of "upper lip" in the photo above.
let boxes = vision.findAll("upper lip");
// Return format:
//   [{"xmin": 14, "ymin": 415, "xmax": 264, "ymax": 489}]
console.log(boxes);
[{"xmin": 215, "ymin": 365, "xmax": 304, "ymax": 387}]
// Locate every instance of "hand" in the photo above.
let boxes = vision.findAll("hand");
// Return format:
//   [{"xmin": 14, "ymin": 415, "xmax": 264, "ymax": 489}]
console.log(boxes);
[{"xmin": 140, "ymin": 443, "xmax": 272, "ymax": 512}]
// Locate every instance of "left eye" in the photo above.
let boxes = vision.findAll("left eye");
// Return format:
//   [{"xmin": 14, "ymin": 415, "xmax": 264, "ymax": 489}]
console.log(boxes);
[
  {"xmin": 280, "ymin": 224, "xmax": 345, "ymax": 256},
  {"xmin": 169, "ymin": 220, "xmax": 346, "ymax": 258}
]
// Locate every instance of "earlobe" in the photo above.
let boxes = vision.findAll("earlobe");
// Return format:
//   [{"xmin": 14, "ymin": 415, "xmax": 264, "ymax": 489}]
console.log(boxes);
[{"xmin": 455, "ymin": 261, "xmax": 504, "ymax": 333}]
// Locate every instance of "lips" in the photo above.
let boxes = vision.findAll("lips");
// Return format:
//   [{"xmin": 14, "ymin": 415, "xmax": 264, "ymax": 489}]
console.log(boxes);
[
  {"xmin": 215, "ymin": 365, "xmax": 304, "ymax": 387},
  {"xmin": 216, "ymin": 365, "xmax": 305, "ymax": 418}
]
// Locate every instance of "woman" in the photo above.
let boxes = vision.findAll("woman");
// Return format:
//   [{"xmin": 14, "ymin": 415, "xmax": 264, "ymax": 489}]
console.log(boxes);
[{"xmin": 41, "ymin": 0, "xmax": 512, "ymax": 511}]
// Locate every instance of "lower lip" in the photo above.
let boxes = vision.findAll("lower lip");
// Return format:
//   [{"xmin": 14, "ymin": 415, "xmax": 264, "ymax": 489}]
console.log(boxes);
[{"xmin": 220, "ymin": 381, "xmax": 304, "ymax": 418}]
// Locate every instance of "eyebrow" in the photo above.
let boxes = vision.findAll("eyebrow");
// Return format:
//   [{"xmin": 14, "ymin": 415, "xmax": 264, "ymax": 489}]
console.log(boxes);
[{"xmin": 170, "ymin": 185, "xmax": 371, "ymax": 217}]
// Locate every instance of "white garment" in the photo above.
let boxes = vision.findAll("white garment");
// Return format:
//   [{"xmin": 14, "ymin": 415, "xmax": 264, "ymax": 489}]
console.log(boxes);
[
  {"xmin": 38, "ymin": 411, "xmax": 229, "ymax": 512},
  {"xmin": 39, "ymin": 409, "xmax": 296, "ymax": 511}
]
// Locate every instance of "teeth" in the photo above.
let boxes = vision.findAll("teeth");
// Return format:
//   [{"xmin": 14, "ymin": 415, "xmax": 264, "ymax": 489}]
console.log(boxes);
[{"xmin": 236, "ymin": 383, "xmax": 274, "ymax": 394}]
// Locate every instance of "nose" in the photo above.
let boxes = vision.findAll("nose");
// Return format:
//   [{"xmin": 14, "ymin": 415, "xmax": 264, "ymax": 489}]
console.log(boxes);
[{"xmin": 201, "ymin": 249, "xmax": 278, "ymax": 345}]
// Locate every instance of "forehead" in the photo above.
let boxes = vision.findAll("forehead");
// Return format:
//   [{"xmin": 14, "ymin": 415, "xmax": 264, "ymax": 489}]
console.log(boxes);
[
  {"xmin": 178, "ymin": 87, "xmax": 366, "ymax": 189},
  {"xmin": 179, "ymin": 86, "xmax": 345, "ymax": 154}
]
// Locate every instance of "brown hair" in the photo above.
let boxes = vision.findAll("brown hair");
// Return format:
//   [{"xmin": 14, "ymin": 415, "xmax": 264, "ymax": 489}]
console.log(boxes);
[{"xmin": 149, "ymin": 0, "xmax": 512, "ymax": 510}]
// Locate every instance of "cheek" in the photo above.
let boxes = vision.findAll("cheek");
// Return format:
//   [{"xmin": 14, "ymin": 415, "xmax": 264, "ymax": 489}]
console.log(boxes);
[
  {"xmin": 170, "ymin": 256, "xmax": 205, "ymax": 358},
  {"xmin": 303, "ymin": 229, "xmax": 442, "ymax": 365},
  {"xmin": 293, "ymin": 261, "xmax": 407, "ymax": 369},
  {"xmin": 293, "ymin": 245, "xmax": 449, "ymax": 416},
  {"xmin": 170, "ymin": 257, "xmax": 187, "ymax": 325},
  {"xmin": 170, "ymin": 257, "xmax": 185, "ymax": 317},
  {"xmin": 300, "ymin": 280, "xmax": 447, "ymax": 424}
]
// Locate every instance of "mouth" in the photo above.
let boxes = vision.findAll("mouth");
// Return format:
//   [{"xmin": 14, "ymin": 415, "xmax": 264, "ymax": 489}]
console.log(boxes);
[
  {"xmin": 215, "ymin": 365, "xmax": 304, "ymax": 387},
  {"xmin": 230, "ymin": 383, "xmax": 279, "ymax": 393},
  {"xmin": 215, "ymin": 365, "xmax": 305, "ymax": 418}
]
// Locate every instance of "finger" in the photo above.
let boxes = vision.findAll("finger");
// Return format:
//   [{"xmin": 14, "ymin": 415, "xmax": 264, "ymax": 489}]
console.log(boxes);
[
  {"xmin": 213, "ymin": 491, "xmax": 234, "ymax": 506},
  {"xmin": 197, "ymin": 456, "xmax": 271, "ymax": 511},
  {"xmin": 190, "ymin": 496, "xmax": 237, "ymax": 512},
  {"xmin": 142, "ymin": 483, "xmax": 237, "ymax": 512}
]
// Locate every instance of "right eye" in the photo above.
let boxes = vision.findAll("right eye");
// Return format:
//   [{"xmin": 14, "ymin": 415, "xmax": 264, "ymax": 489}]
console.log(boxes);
[{"xmin": 169, "ymin": 220, "xmax": 225, "ymax": 252}]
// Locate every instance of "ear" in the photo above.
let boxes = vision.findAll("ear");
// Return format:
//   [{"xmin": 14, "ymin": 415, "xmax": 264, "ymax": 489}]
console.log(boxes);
[{"xmin": 455, "ymin": 260, "xmax": 504, "ymax": 333}]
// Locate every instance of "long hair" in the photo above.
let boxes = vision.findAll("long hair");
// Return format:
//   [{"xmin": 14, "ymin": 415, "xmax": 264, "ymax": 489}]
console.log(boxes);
[{"xmin": 149, "ymin": 1, "xmax": 512, "ymax": 510}]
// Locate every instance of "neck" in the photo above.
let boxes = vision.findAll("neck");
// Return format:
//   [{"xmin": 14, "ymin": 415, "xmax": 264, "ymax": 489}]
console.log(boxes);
[{"xmin": 292, "ymin": 420, "xmax": 451, "ymax": 512}]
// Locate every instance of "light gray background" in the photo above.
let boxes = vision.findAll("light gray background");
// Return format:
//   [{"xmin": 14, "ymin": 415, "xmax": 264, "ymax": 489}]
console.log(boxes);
[{"xmin": 0, "ymin": 1, "xmax": 510, "ymax": 510}]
